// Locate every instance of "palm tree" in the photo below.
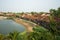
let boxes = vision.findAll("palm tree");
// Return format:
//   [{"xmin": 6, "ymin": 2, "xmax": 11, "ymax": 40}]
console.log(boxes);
[{"xmin": 8, "ymin": 31, "xmax": 19, "ymax": 40}]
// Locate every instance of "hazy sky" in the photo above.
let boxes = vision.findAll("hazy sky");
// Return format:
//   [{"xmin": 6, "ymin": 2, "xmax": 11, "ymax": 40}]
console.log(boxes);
[{"xmin": 0, "ymin": 0, "xmax": 60, "ymax": 12}]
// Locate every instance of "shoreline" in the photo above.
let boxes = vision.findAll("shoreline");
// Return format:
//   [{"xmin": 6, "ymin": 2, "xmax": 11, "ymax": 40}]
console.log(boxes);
[
  {"xmin": 14, "ymin": 18, "xmax": 34, "ymax": 32},
  {"xmin": 0, "ymin": 16, "xmax": 36, "ymax": 32}
]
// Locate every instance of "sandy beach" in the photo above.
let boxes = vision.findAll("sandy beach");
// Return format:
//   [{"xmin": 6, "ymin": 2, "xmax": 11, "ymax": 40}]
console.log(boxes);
[{"xmin": 14, "ymin": 18, "xmax": 34, "ymax": 32}]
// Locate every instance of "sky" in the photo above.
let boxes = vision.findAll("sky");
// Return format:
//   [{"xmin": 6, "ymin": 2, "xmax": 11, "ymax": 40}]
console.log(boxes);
[{"xmin": 0, "ymin": 0, "xmax": 60, "ymax": 12}]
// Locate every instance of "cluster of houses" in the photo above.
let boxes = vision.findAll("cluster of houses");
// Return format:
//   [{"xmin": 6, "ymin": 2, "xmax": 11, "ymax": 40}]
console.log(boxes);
[
  {"xmin": 21, "ymin": 13, "xmax": 50, "ymax": 22},
  {"xmin": 0, "ymin": 12, "xmax": 50, "ymax": 22},
  {"xmin": 0, "ymin": 12, "xmax": 16, "ymax": 17},
  {"xmin": 0, "ymin": 12, "xmax": 51, "ymax": 29}
]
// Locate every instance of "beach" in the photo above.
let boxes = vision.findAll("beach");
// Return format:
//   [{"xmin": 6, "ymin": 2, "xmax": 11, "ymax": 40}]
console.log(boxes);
[{"xmin": 14, "ymin": 18, "xmax": 34, "ymax": 32}]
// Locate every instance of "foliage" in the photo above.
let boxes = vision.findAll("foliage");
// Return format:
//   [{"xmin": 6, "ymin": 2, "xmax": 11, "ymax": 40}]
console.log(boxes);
[
  {"xmin": 27, "ymin": 26, "xmax": 54, "ymax": 40},
  {"xmin": 49, "ymin": 7, "xmax": 60, "ymax": 40},
  {"xmin": 0, "ymin": 26, "xmax": 60, "ymax": 40},
  {"xmin": 50, "ymin": 7, "xmax": 60, "ymax": 18}
]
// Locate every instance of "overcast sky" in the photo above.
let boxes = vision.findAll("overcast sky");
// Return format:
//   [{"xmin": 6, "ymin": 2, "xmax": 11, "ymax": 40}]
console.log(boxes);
[{"xmin": 0, "ymin": 0, "xmax": 60, "ymax": 12}]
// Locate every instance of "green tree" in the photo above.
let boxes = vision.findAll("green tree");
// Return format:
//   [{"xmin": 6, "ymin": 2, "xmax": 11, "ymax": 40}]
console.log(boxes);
[{"xmin": 50, "ymin": 7, "xmax": 60, "ymax": 18}]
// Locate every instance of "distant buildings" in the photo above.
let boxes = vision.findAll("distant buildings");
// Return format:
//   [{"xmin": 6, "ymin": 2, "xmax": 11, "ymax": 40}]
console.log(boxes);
[
  {"xmin": 21, "ymin": 13, "xmax": 50, "ymax": 22},
  {"xmin": 0, "ymin": 12, "xmax": 16, "ymax": 17},
  {"xmin": 0, "ymin": 12, "xmax": 50, "ymax": 22}
]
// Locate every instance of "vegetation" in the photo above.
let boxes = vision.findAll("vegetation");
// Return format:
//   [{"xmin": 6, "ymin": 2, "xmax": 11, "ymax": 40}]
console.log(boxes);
[
  {"xmin": 50, "ymin": 7, "xmax": 60, "ymax": 18},
  {"xmin": 0, "ymin": 26, "xmax": 60, "ymax": 40},
  {"xmin": 0, "ymin": 7, "xmax": 60, "ymax": 40}
]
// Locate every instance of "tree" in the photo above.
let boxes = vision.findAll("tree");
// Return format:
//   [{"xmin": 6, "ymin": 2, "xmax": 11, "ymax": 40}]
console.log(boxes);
[
  {"xmin": 50, "ymin": 7, "xmax": 60, "ymax": 18},
  {"xmin": 56, "ymin": 7, "xmax": 60, "ymax": 18}
]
